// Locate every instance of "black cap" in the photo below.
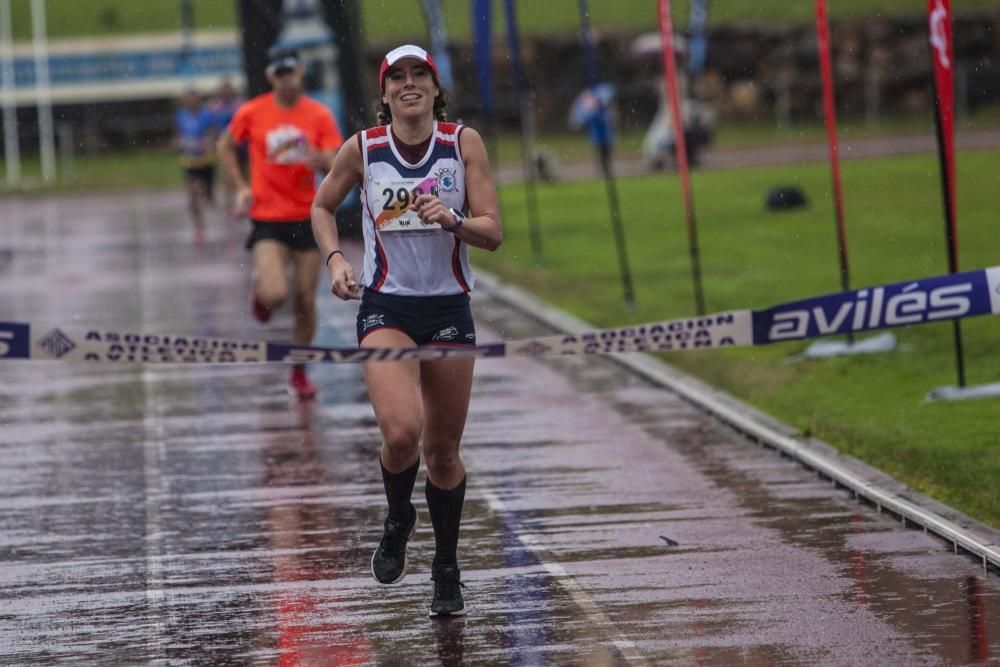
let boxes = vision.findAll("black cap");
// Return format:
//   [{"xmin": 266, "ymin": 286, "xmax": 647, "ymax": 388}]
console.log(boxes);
[{"xmin": 266, "ymin": 47, "xmax": 300, "ymax": 75}]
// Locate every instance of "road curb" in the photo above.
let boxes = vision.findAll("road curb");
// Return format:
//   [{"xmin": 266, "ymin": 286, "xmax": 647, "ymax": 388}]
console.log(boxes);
[{"xmin": 475, "ymin": 269, "xmax": 1000, "ymax": 575}]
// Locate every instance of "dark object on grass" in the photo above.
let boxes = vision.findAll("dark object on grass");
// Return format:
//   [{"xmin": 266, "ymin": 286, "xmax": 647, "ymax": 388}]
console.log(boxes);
[{"xmin": 766, "ymin": 186, "xmax": 808, "ymax": 211}]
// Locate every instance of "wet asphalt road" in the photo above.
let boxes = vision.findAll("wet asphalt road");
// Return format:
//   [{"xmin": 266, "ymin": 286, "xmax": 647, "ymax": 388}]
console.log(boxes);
[{"xmin": 0, "ymin": 192, "xmax": 997, "ymax": 665}]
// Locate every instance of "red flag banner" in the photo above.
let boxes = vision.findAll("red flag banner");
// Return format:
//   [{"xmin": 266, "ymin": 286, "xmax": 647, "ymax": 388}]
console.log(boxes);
[
  {"xmin": 657, "ymin": 0, "xmax": 693, "ymax": 216},
  {"xmin": 657, "ymin": 0, "xmax": 705, "ymax": 315},
  {"xmin": 928, "ymin": 0, "xmax": 966, "ymax": 388},
  {"xmin": 815, "ymin": 0, "xmax": 850, "ymax": 292},
  {"xmin": 929, "ymin": 0, "xmax": 958, "ymax": 271}
]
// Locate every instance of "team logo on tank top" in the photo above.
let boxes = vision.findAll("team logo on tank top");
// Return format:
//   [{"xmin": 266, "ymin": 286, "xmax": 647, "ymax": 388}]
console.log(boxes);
[{"xmin": 435, "ymin": 167, "xmax": 458, "ymax": 193}]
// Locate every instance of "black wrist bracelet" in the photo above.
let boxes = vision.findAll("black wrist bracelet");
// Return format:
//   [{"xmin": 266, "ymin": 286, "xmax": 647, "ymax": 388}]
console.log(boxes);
[{"xmin": 326, "ymin": 249, "xmax": 344, "ymax": 265}]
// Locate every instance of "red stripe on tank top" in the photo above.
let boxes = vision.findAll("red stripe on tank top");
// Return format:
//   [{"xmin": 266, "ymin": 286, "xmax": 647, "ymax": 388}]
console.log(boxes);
[
  {"xmin": 362, "ymin": 192, "xmax": 389, "ymax": 291},
  {"xmin": 373, "ymin": 233, "xmax": 389, "ymax": 291},
  {"xmin": 451, "ymin": 237, "xmax": 470, "ymax": 292}
]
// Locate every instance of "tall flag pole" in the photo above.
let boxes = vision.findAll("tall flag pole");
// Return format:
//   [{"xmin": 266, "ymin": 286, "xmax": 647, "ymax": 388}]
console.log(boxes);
[
  {"xmin": 322, "ymin": 0, "xmax": 368, "ymax": 135},
  {"xmin": 928, "ymin": 0, "xmax": 965, "ymax": 387},
  {"xmin": 658, "ymin": 0, "xmax": 705, "ymax": 315},
  {"xmin": 577, "ymin": 0, "xmax": 636, "ymax": 309},
  {"xmin": 502, "ymin": 0, "xmax": 544, "ymax": 265},
  {"xmin": 419, "ymin": 0, "xmax": 455, "ymax": 92},
  {"xmin": 471, "ymin": 0, "xmax": 495, "ymax": 147},
  {"xmin": 236, "ymin": 0, "xmax": 283, "ymax": 98},
  {"xmin": 471, "ymin": 0, "xmax": 501, "ymax": 178},
  {"xmin": 815, "ymin": 0, "xmax": 851, "ymax": 299},
  {"xmin": 686, "ymin": 0, "xmax": 710, "ymax": 79}
]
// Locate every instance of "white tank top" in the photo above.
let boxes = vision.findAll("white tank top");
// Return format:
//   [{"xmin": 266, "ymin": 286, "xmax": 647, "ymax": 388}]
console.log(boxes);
[{"xmin": 358, "ymin": 121, "xmax": 474, "ymax": 296}]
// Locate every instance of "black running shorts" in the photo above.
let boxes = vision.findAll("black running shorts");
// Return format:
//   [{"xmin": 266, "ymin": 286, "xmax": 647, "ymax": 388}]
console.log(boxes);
[
  {"xmin": 246, "ymin": 219, "xmax": 317, "ymax": 251},
  {"xmin": 357, "ymin": 289, "xmax": 477, "ymax": 347},
  {"xmin": 183, "ymin": 166, "xmax": 216, "ymax": 193}
]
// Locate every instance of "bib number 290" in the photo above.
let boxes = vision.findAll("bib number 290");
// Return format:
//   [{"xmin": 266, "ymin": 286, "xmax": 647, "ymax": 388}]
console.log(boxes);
[
  {"xmin": 373, "ymin": 177, "xmax": 440, "ymax": 231},
  {"xmin": 381, "ymin": 184, "xmax": 437, "ymax": 212}
]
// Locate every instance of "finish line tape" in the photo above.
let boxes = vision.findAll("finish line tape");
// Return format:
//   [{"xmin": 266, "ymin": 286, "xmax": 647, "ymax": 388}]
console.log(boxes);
[{"xmin": 2, "ymin": 267, "xmax": 999, "ymax": 365}]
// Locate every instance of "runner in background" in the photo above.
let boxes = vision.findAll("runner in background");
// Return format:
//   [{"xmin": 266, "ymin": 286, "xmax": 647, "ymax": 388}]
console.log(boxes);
[
  {"xmin": 209, "ymin": 78, "xmax": 245, "ymax": 216},
  {"xmin": 210, "ymin": 78, "xmax": 243, "ymax": 130},
  {"xmin": 311, "ymin": 44, "xmax": 503, "ymax": 617},
  {"xmin": 217, "ymin": 48, "xmax": 344, "ymax": 400},
  {"xmin": 174, "ymin": 89, "xmax": 217, "ymax": 243}
]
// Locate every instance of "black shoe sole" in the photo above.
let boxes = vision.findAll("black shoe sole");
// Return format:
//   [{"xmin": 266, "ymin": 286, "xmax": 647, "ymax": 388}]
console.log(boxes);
[
  {"xmin": 370, "ymin": 510, "xmax": 418, "ymax": 585},
  {"xmin": 429, "ymin": 606, "xmax": 467, "ymax": 618}
]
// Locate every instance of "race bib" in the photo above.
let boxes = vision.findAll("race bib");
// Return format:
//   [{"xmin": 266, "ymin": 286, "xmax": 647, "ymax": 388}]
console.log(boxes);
[{"xmin": 373, "ymin": 177, "xmax": 439, "ymax": 232}]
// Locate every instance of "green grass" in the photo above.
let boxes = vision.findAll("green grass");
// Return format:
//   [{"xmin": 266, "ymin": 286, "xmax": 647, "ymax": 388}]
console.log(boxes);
[
  {"xmin": 9, "ymin": 0, "xmax": 999, "ymax": 41},
  {"xmin": 473, "ymin": 149, "xmax": 1000, "ymax": 527},
  {"xmin": 2, "ymin": 149, "xmax": 186, "ymax": 195},
  {"xmin": 7, "ymin": 0, "xmax": 236, "ymax": 38},
  {"xmin": 498, "ymin": 108, "xmax": 1000, "ymax": 165},
  {"xmin": 5, "ymin": 108, "xmax": 1000, "ymax": 196},
  {"xmin": 714, "ymin": 108, "xmax": 1000, "ymax": 148}
]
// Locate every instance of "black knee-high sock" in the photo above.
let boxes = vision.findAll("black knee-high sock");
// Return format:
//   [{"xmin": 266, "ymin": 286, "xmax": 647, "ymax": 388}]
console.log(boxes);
[
  {"xmin": 381, "ymin": 457, "xmax": 419, "ymax": 524},
  {"xmin": 425, "ymin": 476, "xmax": 466, "ymax": 570}
]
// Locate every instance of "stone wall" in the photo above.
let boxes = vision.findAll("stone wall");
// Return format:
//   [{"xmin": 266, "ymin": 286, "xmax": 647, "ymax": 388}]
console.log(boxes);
[{"xmin": 366, "ymin": 11, "xmax": 1000, "ymax": 133}]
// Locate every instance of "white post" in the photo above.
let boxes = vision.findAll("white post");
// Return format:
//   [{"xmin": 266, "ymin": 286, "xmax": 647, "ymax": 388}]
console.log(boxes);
[
  {"xmin": 0, "ymin": 0, "xmax": 20, "ymax": 187},
  {"xmin": 30, "ymin": 0, "xmax": 55, "ymax": 183}
]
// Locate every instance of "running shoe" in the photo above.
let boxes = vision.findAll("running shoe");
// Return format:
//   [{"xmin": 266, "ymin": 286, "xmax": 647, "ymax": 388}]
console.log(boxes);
[
  {"xmin": 370, "ymin": 503, "xmax": 417, "ymax": 585},
  {"xmin": 429, "ymin": 565, "xmax": 466, "ymax": 617},
  {"xmin": 288, "ymin": 366, "xmax": 317, "ymax": 400}
]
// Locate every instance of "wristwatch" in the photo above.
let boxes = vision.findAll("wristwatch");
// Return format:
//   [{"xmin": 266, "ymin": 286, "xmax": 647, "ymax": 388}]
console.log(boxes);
[{"xmin": 448, "ymin": 208, "xmax": 466, "ymax": 233}]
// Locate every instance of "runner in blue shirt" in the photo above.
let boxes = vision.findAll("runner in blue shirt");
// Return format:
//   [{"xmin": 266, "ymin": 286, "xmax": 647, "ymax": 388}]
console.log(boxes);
[{"xmin": 175, "ymin": 89, "xmax": 218, "ymax": 243}]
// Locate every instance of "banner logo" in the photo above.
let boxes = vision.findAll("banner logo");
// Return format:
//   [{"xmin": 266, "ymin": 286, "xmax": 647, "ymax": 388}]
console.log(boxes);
[
  {"xmin": 38, "ymin": 328, "xmax": 77, "ymax": 359},
  {"xmin": 761, "ymin": 274, "xmax": 982, "ymax": 342},
  {"xmin": 515, "ymin": 341, "xmax": 553, "ymax": 357}
]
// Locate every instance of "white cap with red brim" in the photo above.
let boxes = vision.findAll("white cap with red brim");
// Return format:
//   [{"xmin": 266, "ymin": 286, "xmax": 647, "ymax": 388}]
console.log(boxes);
[{"xmin": 379, "ymin": 45, "xmax": 440, "ymax": 91}]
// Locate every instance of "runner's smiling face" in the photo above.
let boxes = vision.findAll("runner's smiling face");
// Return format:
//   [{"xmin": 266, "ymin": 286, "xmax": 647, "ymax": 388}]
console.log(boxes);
[{"xmin": 382, "ymin": 59, "xmax": 439, "ymax": 121}]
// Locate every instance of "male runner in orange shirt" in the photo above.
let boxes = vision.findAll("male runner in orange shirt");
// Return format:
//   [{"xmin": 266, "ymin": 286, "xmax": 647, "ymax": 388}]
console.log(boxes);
[{"xmin": 217, "ymin": 48, "xmax": 344, "ymax": 399}]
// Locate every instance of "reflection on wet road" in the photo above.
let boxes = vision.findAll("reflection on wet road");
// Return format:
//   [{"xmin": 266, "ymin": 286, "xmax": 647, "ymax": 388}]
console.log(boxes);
[{"xmin": 1, "ymin": 193, "xmax": 997, "ymax": 664}]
